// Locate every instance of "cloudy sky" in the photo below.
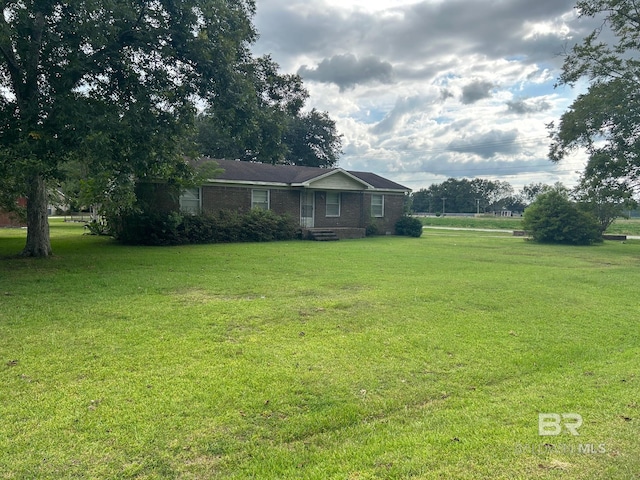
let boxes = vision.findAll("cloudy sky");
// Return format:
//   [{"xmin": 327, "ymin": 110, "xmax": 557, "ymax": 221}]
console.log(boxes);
[{"xmin": 251, "ymin": 0, "xmax": 601, "ymax": 192}]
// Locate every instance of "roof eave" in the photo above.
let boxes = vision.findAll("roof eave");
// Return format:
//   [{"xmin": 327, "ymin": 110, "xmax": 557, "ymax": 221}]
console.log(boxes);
[
  {"xmin": 372, "ymin": 188, "xmax": 412, "ymax": 194},
  {"xmin": 205, "ymin": 179, "xmax": 290, "ymax": 188}
]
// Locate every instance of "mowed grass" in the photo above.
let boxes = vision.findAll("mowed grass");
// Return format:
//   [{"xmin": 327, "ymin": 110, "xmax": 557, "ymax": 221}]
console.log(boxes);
[
  {"xmin": 419, "ymin": 215, "xmax": 640, "ymax": 236},
  {"xmin": 0, "ymin": 221, "xmax": 639, "ymax": 479}
]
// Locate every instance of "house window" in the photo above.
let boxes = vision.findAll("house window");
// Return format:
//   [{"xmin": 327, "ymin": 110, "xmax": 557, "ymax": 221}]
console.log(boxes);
[
  {"xmin": 252, "ymin": 189, "xmax": 270, "ymax": 210},
  {"xmin": 179, "ymin": 188, "xmax": 201, "ymax": 214},
  {"xmin": 371, "ymin": 194, "xmax": 384, "ymax": 217},
  {"xmin": 326, "ymin": 192, "xmax": 340, "ymax": 217}
]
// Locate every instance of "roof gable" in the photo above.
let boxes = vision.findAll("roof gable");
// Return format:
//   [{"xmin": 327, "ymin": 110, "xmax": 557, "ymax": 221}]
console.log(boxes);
[{"xmin": 296, "ymin": 169, "xmax": 372, "ymax": 190}]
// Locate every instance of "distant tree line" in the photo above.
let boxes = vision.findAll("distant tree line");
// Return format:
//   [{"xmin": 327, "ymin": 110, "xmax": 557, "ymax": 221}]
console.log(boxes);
[{"xmin": 410, "ymin": 179, "xmax": 551, "ymax": 214}]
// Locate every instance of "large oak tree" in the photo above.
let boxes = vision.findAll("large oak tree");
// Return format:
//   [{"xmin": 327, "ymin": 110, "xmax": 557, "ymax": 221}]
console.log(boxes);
[
  {"xmin": 284, "ymin": 108, "xmax": 342, "ymax": 168},
  {"xmin": 194, "ymin": 55, "xmax": 308, "ymax": 164},
  {"xmin": 0, "ymin": 0, "xmax": 257, "ymax": 256},
  {"xmin": 194, "ymin": 55, "xmax": 342, "ymax": 168},
  {"xmin": 549, "ymin": 0, "xmax": 640, "ymax": 199}
]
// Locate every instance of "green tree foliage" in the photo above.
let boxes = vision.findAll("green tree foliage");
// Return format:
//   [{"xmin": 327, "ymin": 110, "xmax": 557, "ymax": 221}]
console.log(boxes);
[
  {"xmin": 411, "ymin": 178, "xmax": 516, "ymax": 213},
  {"xmin": 413, "ymin": 179, "xmax": 476, "ymax": 213},
  {"xmin": 194, "ymin": 55, "xmax": 309, "ymax": 164},
  {"xmin": 492, "ymin": 195, "xmax": 527, "ymax": 213},
  {"xmin": 522, "ymin": 187, "xmax": 602, "ymax": 245},
  {"xmin": 521, "ymin": 182, "xmax": 551, "ymax": 205},
  {"xmin": 394, "ymin": 216, "xmax": 423, "ymax": 237},
  {"xmin": 195, "ymin": 56, "xmax": 342, "ymax": 167},
  {"xmin": 573, "ymin": 167, "xmax": 637, "ymax": 233},
  {"xmin": 0, "ymin": 0, "xmax": 257, "ymax": 256},
  {"xmin": 471, "ymin": 179, "xmax": 515, "ymax": 211},
  {"xmin": 549, "ymin": 0, "xmax": 640, "ymax": 199},
  {"xmin": 410, "ymin": 188, "xmax": 431, "ymax": 213},
  {"xmin": 284, "ymin": 109, "xmax": 343, "ymax": 168}
]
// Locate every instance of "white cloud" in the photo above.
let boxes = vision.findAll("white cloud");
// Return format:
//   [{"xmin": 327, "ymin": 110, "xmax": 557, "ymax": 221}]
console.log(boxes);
[
  {"xmin": 253, "ymin": 0, "xmax": 595, "ymax": 191},
  {"xmin": 322, "ymin": 0, "xmax": 423, "ymax": 12}
]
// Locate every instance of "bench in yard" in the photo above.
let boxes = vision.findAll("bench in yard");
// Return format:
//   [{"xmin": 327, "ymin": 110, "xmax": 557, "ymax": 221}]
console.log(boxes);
[{"xmin": 602, "ymin": 234, "xmax": 627, "ymax": 241}]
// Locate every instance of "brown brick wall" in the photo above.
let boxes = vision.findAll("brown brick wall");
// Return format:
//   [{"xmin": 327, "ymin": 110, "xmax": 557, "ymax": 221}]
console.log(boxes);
[
  {"xmin": 364, "ymin": 193, "xmax": 406, "ymax": 234},
  {"xmin": 202, "ymin": 186, "xmax": 251, "ymax": 213},
  {"xmin": 0, "ymin": 198, "xmax": 27, "ymax": 227},
  {"xmin": 201, "ymin": 186, "xmax": 301, "ymax": 218},
  {"xmin": 0, "ymin": 211, "xmax": 24, "ymax": 227},
  {"xmin": 315, "ymin": 191, "xmax": 365, "ymax": 228},
  {"xmin": 271, "ymin": 190, "xmax": 300, "ymax": 218},
  {"xmin": 200, "ymin": 185, "xmax": 406, "ymax": 234}
]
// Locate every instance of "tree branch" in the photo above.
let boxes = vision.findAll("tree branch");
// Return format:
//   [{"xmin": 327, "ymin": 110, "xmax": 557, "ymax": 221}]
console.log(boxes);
[
  {"xmin": 0, "ymin": 10, "xmax": 23, "ymax": 105},
  {"xmin": 24, "ymin": 11, "xmax": 45, "ymax": 95}
]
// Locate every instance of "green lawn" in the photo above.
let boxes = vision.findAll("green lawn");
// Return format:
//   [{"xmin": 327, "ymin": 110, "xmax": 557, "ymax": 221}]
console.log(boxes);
[
  {"xmin": 1, "ymin": 221, "xmax": 639, "ymax": 479},
  {"xmin": 418, "ymin": 215, "xmax": 640, "ymax": 235}
]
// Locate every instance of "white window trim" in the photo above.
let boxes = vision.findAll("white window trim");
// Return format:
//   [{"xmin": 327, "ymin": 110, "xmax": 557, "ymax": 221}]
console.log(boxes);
[
  {"xmin": 251, "ymin": 189, "xmax": 270, "ymax": 210},
  {"xmin": 179, "ymin": 187, "xmax": 201, "ymax": 215},
  {"xmin": 326, "ymin": 192, "xmax": 341, "ymax": 217},
  {"xmin": 371, "ymin": 194, "xmax": 384, "ymax": 218}
]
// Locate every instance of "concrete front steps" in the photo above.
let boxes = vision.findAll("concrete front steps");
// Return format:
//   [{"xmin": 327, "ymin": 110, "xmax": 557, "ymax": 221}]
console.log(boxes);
[
  {"xmin": 306, "ymin": 229, "xmax": 339, "ymax": 241},
  {"xmin": 304, "ymin": 228, "xmax": 366, "ymax": 241}
]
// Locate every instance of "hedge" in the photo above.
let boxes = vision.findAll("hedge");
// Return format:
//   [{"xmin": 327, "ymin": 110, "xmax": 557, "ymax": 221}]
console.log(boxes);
[{"xmin": 111, "ymin": 209, "xmax": 299, "ymax": 246}]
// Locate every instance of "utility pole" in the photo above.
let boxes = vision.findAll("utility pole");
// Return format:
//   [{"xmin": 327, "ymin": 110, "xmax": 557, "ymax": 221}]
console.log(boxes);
[{"xmin": 441, "ymin": 197, "xmax": 447, "ymax": 215}]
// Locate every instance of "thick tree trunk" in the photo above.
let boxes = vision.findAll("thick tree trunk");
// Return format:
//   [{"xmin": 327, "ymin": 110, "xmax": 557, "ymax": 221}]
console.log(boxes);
[{"xmin": 21, "ymin": 174, "xmax": 52, "ymax": 257}]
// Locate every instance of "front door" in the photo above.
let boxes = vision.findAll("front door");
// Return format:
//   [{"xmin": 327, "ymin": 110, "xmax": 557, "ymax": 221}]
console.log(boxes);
[{"xmin": 301, "ymin": 190, "xmax": 315, "ymax": 228}]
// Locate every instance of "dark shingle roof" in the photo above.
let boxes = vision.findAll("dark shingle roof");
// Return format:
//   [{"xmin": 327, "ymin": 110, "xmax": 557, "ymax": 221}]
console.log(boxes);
[
  {"xmin": 348, "ymin": 171, "xmax": 410, "ymax": 191},
  {"xmin": 209, "ymin": 159, "xmax": 328, "ymax": 184},
  {"xmin": 199, "ymin": 159, "xmax": 410, "ymax": 192}
]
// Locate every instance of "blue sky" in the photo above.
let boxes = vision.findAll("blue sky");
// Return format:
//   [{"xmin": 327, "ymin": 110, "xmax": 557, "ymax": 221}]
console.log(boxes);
[{"xmin": 251, "ymin": 0, "xmax": 598, "ymax": 191}]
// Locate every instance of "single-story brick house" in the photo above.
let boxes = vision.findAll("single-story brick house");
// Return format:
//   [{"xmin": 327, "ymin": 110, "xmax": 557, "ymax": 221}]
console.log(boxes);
[{"xmin": 179, "ymin": 159, "xmax": 411, "ymax": 239}]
